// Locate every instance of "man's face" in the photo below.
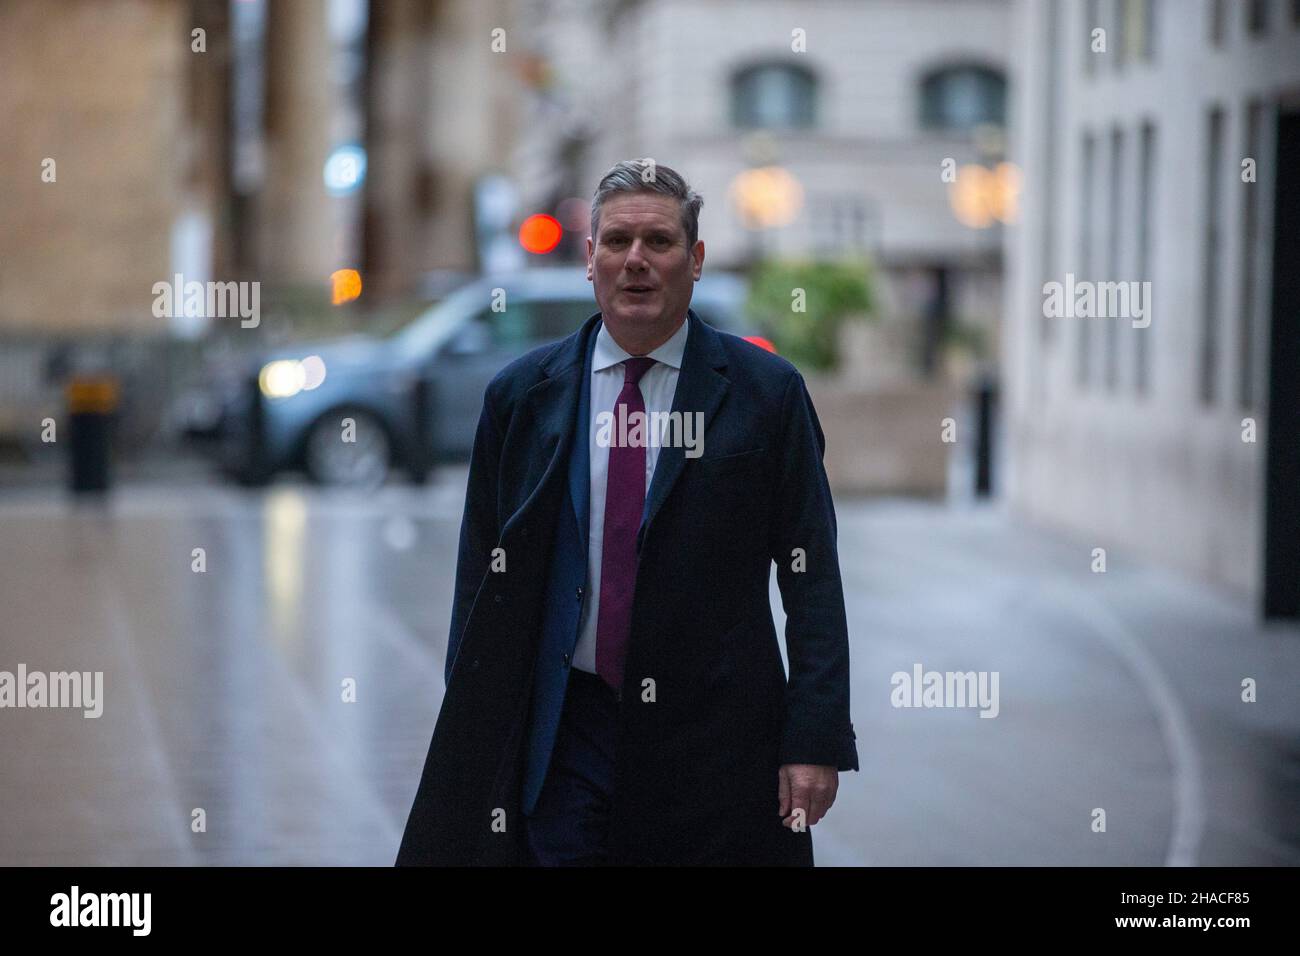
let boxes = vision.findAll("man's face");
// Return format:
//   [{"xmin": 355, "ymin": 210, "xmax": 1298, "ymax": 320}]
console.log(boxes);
[{"xmin": 586, "ymin": 192, "xmax": 705, "ymax": 351}]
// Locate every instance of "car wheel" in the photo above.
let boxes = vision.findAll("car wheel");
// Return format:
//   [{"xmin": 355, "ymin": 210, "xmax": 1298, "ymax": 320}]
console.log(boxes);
[{"xmin": 304, "ymin": 408, "xmax": 391, "ymax": 488}]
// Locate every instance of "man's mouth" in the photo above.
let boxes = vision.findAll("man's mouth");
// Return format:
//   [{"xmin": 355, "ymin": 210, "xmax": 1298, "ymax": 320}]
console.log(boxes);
[{"xmin": 623, "ymin": 285, "xmax": 655, "ymax": 294}]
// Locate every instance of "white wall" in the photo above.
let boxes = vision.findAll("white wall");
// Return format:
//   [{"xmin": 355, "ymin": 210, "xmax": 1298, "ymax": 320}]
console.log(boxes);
[{"xmin": 1003, "ymin": 0, "xmax": 1300, "ymax": 602}]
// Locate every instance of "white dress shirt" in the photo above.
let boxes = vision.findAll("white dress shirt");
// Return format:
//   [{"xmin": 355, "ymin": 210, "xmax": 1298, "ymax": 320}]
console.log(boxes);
[{"xmin": 571, "ymin": 314, "xmax": 690, "ymax": 675}]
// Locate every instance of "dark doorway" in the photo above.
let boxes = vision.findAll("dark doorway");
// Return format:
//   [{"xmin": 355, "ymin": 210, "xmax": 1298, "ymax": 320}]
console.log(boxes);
[{"xmin": 1263, "ymin": 107, "xmax": 1300, "ymax": 619}]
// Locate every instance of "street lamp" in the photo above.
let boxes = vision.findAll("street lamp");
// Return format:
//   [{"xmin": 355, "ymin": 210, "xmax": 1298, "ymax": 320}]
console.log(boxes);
[{"xmin": 729, "ymin": 165, "xmax": 804, "ymax": 266}]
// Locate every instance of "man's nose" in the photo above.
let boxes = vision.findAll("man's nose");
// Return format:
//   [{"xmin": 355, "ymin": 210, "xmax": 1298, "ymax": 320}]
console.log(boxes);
[{"xmin": 625, "ymin": 238, "xmax": 649, "ymax": 267}]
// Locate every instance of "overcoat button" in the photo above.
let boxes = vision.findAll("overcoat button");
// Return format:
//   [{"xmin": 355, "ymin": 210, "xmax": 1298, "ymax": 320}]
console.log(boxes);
[
  {"xmin": 471, "ymin": 658, "xmax": 480, "ymax": 670},
  {"xmin": 562, "ymin": 653, "xmax": 570, "ymax": 667},
  {"xmin": 576, "ymin": 586, "xmax": 583, "ymax": 600},
  {"xmin": 494, "ymin": 594, "xmax": 504, "ymax": 604}
]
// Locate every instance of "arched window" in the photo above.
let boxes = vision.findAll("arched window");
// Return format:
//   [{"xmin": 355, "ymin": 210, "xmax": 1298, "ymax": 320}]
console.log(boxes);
[
  {"xmin": 731, "ymin": 63, "xmax": 817, "ymax": 130},
  {"xmin": 920, "ymin": 65, "xmax": 1006, "ymax": 131}
]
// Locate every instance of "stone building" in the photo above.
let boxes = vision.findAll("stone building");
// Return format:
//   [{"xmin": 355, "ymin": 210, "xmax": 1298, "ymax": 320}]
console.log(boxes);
[
  {"xmin": 0, "ymin": 0, "xmax": 519, "ymax": 443},
  {"xmin": 511, "ymin": 0, "xmax": 1012, "ymax": 378},
  {"xmin": 1001, "ymin": 0, "xmax": 1300, "ymax": 614}
]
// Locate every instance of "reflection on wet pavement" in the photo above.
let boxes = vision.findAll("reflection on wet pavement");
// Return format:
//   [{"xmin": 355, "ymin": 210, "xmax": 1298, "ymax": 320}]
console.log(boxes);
[{"xmin": 2, "ymin": 473, "xmax": 1298, "ymax": 866}]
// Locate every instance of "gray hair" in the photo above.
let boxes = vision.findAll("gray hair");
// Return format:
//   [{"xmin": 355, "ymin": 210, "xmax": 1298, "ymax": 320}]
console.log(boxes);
[{"xmin": 590, "ymin": 159, "xmax": 704, "ymax": 249}]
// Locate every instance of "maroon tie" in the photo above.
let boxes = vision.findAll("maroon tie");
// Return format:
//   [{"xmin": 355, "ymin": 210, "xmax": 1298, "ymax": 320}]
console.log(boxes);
[{"xmin": 595, "ymin": 356, "xmax": 657, "ymax": 695}]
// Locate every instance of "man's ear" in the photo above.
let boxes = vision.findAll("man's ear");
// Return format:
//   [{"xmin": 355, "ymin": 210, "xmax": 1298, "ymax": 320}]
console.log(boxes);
[
  {"xmin": 586, "ymin": 236, "xmax": 594, "ymax": 279},
  {"xmin": 690, "ymin": 240, "xmax": 705, "ymax": 280}
]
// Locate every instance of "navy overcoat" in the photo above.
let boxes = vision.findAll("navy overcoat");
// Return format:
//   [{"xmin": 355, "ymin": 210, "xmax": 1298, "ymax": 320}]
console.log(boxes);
[{"xmin": 396, "ymin": 307, "xmax": 858, "ymax": 865}]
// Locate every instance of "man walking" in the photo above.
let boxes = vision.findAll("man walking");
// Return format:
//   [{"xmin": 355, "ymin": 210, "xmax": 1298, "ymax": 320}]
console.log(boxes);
[{"xmin": 397, "ymin": 160, "xmax": 857, "ymax": 866}]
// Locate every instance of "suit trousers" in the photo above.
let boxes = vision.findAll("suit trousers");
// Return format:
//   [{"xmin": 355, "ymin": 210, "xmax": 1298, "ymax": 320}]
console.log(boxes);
[{"xmin": 523, "ymin": 666, "xmax": 620, "ymax": 866}]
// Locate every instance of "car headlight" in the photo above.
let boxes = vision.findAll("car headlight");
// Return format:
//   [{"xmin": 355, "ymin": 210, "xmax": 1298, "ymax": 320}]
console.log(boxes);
[
  {"xmin": 259, "ymin": 360, "xmax": 306, "ymax": 399},
  {"xmin": 258, "ymin": 355, "xmax": 327, "ymax": 399}
]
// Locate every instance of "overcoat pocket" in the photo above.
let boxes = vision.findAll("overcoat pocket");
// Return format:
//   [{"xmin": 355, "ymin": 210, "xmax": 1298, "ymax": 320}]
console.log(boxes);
[{"xmin": 692, "ymin": 446, "xmax": 764, "ymax": 478}]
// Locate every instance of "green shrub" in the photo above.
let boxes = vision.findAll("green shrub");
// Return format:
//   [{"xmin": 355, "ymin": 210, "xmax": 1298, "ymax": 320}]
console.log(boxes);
[{"xmin": 745, "ymin": 259, "xmax": 874, "ymax": 371}]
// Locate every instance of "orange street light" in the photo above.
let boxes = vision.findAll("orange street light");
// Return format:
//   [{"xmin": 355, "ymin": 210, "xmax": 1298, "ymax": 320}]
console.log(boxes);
[
  {"xmin": 949, "ymin": 162, "xmax": 1021, "ymax": 229},
  {"xmin": 728, "ymin": 166, "xmax": 804, "ymax": 230},
  {"xmin": 331, "ymin": 269, "xmax": 362, "ymax": 305}
]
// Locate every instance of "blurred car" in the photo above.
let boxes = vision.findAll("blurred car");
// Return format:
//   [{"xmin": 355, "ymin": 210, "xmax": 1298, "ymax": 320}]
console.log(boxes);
[{"xmin": 194, "ymin": 269, "xmax": 771, "ymax": 487}]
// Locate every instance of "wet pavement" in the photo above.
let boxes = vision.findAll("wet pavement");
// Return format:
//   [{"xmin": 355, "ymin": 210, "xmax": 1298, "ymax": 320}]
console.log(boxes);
[{"xmin": 1, "ymin": 468, "xmax": 1297, "ymax": 866}]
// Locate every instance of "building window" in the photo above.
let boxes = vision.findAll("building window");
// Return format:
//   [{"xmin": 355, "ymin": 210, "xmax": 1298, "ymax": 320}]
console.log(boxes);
[
  {"xmin": 1121, "ymin": 0, "xmax": 1157, "ymax": 61},
  {"xmin": 1199, "ymin": 107, "xmax": 1225, "ymax": 406},
  {"xmin": 1210, "ymin": 0, "xmax": 1229, "ymax": 45},
  {"xmin": 1248, "ymin": 0, "xmax": 1271, "ymax": 34},
  {"xmin": 919, "ymin": 65, "xmax": 1006, "ymax": 132},
  {"xmin": 811, "ymin": 196, "xmax": 872, "ymax": 257},
  {"xmin": 1114, "ymin": 0, "xmax": 1128, "ymax": 67},
  {"xmin": 730, "ymin": 63, "xmax": 817, "ymax": 130},
  {"xmin": 1040, "ymin": 0, "xmax": 1063, "ymax": 353},
  {"xmin": 1106, "ymin": 127, "xmax": 1124, "ymax": 391},
  {"xmin": 1239, "ymin": 101, "xmax": 1265, "ymax": 409},
  {"xmin": 1136, "ymin": 122, "xmax": 1156, "ymax": 396},
  {"xmin": 1085, "ymin": 0, "xmax": 1101, "ymax": 74},
  {"xmin": 1293, "ymin": 0, "xmax": 1300, "ymax": 26},
  {"xmin": 1078, "ymin": 131, "xmax": 1096, "ymax": 389}
]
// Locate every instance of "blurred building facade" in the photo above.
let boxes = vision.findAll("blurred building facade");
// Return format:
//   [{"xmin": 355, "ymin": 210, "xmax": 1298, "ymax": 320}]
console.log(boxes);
[
  {"xmin": 511, "ymin": 0, "xmax": 1013, "ymax": 380},
  {"xmin": 0, "ymin": 0, "xmax": 234, "ymax": 338},
  {"xmin": 362, "ymin": 0, "xmax": 519, "ymax": 298},
  {"xmin": 0, "ymin": 0, "xmax": 520, "ymax": 329},
  {"xmin": 1002, "ymin": 0, "xmax": 1300, "ymax": 614},
  {"xmin": 0, "ymin": 0, "xmax": 236, "ymax": 444},
  {"xmin": 0, "ymin": 0, "xmax": 520, "ymax": 447}
]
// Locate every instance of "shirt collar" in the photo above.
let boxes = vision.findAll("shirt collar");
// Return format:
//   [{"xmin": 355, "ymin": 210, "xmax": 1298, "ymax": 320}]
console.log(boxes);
[{"xmin": 592, "ymin": 312, "xmax": 690, "ymax": 373}]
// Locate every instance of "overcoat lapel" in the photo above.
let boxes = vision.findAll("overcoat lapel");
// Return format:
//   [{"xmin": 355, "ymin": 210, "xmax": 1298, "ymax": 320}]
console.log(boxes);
[
  {"xmin": 637, "ymin": 308, "xmax": 730, "ymax": 552},
  {"xmin": 504, "ymin": 316, "xmax": 599, "ymax": 535},
  {"xmin": 499, "ymin": 307, "xmax": 730, "ymax": 559},
  {"xmin": 567, "ymin": 321, "xmax": 599, "ymax": 552}
]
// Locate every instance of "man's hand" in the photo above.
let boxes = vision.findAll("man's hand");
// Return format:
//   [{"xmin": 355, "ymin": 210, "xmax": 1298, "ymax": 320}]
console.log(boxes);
[{"xmin": 778, "ymin": 763, "xmax": 838, "ymax": 829}]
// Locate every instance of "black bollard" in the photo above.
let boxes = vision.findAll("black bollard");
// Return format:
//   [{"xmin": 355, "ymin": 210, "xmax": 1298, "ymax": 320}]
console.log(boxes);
[
  {"xmin": 239, "ymin": 372, "xmax": 271, "ymax": 486},
  {"xmin": 974, "ymin": 374, "xmax": 997, "ymax": 498},
  {"xmin": 66, "ymin": 376, "xmax": 119, "ymax": 494}
]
